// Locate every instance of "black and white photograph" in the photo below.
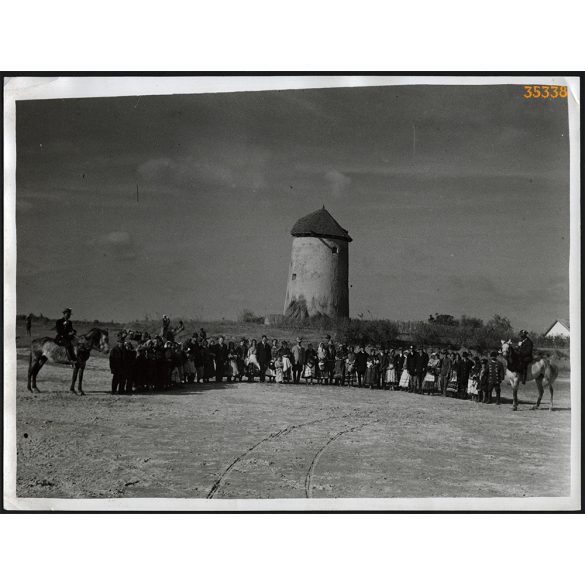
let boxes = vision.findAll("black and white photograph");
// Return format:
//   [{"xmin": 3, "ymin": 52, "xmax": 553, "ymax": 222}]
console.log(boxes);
[{"xmin": 3, "ymin": 75, "xmax": 580, "ymax": 511}]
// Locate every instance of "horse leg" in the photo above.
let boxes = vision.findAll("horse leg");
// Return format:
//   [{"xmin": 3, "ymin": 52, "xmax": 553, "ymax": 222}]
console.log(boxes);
[
  {"xmin": 27, "ymin": 357, "xmax": 35, "ymax": 392},
  {"xmin": 78, "ymin": 367, "xmax": 86, "ymax": 396},
  {"xmin": 548, "ymin": 380, "xmax": 554, "ymax": 412},
  {"xmin": 32, "ymin": 357, "xmax": 47, "ymax": 392},
  {"xmin": 512, "ymin": 380, "xmax": 519, "ymax": 411},
  {"xmin": 70, "ymin": 365, "xmax": 79, "ymax": 394},
  {"xmin": 532, "ymin": 375, "xmax": 544, "ymax": 410}
]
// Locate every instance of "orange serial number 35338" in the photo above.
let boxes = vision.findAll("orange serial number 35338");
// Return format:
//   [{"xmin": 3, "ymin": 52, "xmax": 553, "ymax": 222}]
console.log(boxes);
[{"xmin": 523, "ymin": 85, "xmax": 567, "ymax": 99}]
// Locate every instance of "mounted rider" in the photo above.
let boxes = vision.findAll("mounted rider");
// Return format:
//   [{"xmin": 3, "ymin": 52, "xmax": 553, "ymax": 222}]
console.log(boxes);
[
  {"xmin": 55, "ymin": 307, "xmax": 76, "ymax": 362},
  {"xmin": 517, "ymin": 329, "xmax": 534, "ymax": 384}
]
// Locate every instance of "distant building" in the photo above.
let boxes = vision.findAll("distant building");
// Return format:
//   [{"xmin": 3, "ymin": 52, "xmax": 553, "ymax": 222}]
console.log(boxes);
[
  {"xmin": 544, "ymin": 319, "xmax": 570, "ymax": 338},
  {"xmin": 283, "ymin": 206, "xmax": 352, "ymax": 320}
]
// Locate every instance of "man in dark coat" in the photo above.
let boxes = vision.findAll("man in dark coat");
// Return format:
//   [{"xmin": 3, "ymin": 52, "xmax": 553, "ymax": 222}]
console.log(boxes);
[
  {"xmin": 439, "ymin": 350, "xmax": 451, "ymax": 396},
  {"xmin": 123, "ymin": 341, "xmax": 137, "ymax": 393},
  {"xmin": 109, "ymin": 337, "xmax": 126, "ymax": 394},
  {"xmin": 257, "ymin": 335, "xmax": 272, "ymax": 382},
  {"xmin": 415, "ymin": 347, "xmax": 429, "ymax": 393},
  {"xmin": 214, "ymin": 336, "xmax": 229, "ymax": 382},
  {"xmin": 406, "ymin": 348, "xmax": 417, "ymax": 393},
  {"xmin": 290, "ymin": 337, "xmax": 305, "ymax": 384},
  {"xmin": 56, "ymin": 307, "xmax": 77, "ymax": 362},
  {"xmin": 458, "ymin": 352, "xmax": 473, "ymax": 398},
  {"xmin": 26, "ymin": 313, "xmax": 32, "ymax": 336},
  {"xmin": 355, "ymin": 346, "xmax": 367, "ymax": 387},
  {"xmin": 517, "ymin": 330, "xmax": 534, "ymax": 384}
]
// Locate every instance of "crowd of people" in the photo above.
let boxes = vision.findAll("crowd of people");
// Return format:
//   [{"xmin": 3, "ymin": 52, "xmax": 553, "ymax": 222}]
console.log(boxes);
[{"xmin": 107, "ymin": 322, "xmax": 509, "ymax": 405}]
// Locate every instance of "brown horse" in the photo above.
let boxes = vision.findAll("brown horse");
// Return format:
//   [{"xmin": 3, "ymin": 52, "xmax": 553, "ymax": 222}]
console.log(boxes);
[
  {"xmin": 500, "ymin": 340, "xmax": 558, "ymax": 411},
  {"xmin": 27, "ymin": 328, "xmax": 110, "ymax": 395}
]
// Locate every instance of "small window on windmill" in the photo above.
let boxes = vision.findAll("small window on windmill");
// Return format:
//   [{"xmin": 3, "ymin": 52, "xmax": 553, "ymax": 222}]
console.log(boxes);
[
  {"xmin": 332, "ymin": 246, "xmax": 339, "ymax": 254},
  {"xmin": 292, "ymin": 273, "xmax": 297, "ymax": 280}
]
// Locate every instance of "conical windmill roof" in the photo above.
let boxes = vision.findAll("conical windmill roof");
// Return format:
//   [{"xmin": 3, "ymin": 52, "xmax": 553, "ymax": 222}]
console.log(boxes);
[{"xmin": 290, "ymin": 207, "xmax": 352, "ymax": 242}]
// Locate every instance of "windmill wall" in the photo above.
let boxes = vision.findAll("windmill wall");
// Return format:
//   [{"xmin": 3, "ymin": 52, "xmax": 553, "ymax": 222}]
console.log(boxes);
[{"xmin": 283, "ymin": 236, "xmax": 349, "ymax": 319}]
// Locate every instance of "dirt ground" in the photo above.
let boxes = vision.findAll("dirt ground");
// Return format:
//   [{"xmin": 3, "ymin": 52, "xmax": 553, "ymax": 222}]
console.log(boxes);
[{"xmin": 14, "ymin": 350, "xmax": 571, "ymax": 500}]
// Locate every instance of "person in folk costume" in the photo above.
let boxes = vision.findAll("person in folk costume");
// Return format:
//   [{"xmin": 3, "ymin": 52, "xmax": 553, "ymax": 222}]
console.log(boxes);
[
  {"xmin": 26, "ymin": 313, "xmax": 32, "ymax": 336},
  {"xmin": 123, "ymin": 341, "xmax": 137, "ymax": 393},
  {"xmin": 183, "ymin": 338, "xmax": 196, "ymax": 384},
  {"xmin": 291, "ymin": 337, "xmax": 306, "ymax": 384},
  {"xmin": 274, "ymin": 353, "xmax": 285, "ymax": 383},
  {"xmin": 467, "ymin": 356, "xmax": 482, "ymax": 402},
  {"xmin": 365, "ymin": 348, "xmax": 381, "ymax": 389},
  {"xmin": 458, "ymin": 351, "xmax": 473, "ymax": 399},
  {"xmin": 405, "ymin": 347, "xmax": 417, "ymax": 392},
  {"xmin": 355, "ymin": 346, "xmax": 367, "ymax": 387},
  {"xmin": 484, "ymin": 351, "xmax": 505, "ymax": 405},
  {"xmin": 316, "ymin": 342, "xmax": 328, "ymax": 384},
  {"xmin": 246, "ymin": 339, "xmax": 261, "ymax": 381},
  {"xmin": 109, "ymin": 334, "xmax": 126, "ymax": 394},
  {"xmin": 393, "ymin": 349, "xmax": 405, "ymax": 387},
  {"xmin": 303, "ymin": 343, "xmax": 317, "ymax": 384},
  {"xmin": 277, "ymin": 340, "xmax": 293, "ymax": 382},
  {"xmin": 164, "ymin": 341, "xmax": 176, "ymax": 387},
  {"xmin": 333, "ymin": 343, "xmax": 347, "ymax": 386},
  {"xmin": 414, "ymin": 346, "xmax": 429, "ymax": 394},
  {"xmin": 422, "ymin": 352, "xmax": 441, "ymax": 395},
  {"xmin": 517, "ymin": 329, "xmax": 534, "ymax": 384},
  {"xmin": 192, "ymin": 338, "xmax": 204, "ymax": 383},
  {"xmin": 214, "ymin": 335, "xmax": 229, "ymax": 383},
  {"xmin": 56, "ymin": 307, "xmax": 77, "ymax": 362},
  {"xmin": 378, "ymin": 347, "xmax": 389, "ymax": 389},
  {"xmin": 478, "ymin": 357, "xmax": 489, "ymax": 403},
  {"xmin": 134, "ymin": 345, "xmax": 148, "ymax": 392},
  {"xmin": 145, "ymin": 339, "xmax": 156, "ymax": 390},
  {"xmin": 257, "ymin": 335, "xmax": 272, "ymax": 382},
  {"xmin": 201, "ymin": 339, "xmax": 215, "ymax": 383},
  {"xmin": 264, "ymin": 339, "xmax": 277, "ymax": 382},
  {"xmin": 226, "ymin": 341, "xmax": 240, "ymax": 382},
  {"xmin": 398, "ymin": 348, "xmax": 411, "ymax": 389},
  {"xmin": 325, "ymin": 335, "xmax": 336, "ymax": 384},
  {"xmin": 235, "ymin": 338, "xmax": 249, "ymax": 381},
  {"xmin": 345, "ymin": 346, "xmax": 356, "ymax": 386},
  {"xmin": 384, "ymin": 349, "xmax": 397, "ymax": 389},
  {"xmin": 446, "ymin": 351, "xmax": 460, "ymax": 395},
  {"xmin": 438, "ymin": 349, "xmax": 451, "ymax": 396}
]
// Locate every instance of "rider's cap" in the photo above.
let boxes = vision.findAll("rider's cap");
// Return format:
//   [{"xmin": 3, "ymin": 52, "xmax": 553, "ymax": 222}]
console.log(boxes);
[{"xmin": 63, "ymin": 307, "xmax": 72, "ymax": 314}]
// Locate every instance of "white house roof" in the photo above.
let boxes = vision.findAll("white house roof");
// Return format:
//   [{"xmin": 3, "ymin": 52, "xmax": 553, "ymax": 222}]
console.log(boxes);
[{"xmin": 544, "ymin": 319, "xmax": 570, "ymax": 336}]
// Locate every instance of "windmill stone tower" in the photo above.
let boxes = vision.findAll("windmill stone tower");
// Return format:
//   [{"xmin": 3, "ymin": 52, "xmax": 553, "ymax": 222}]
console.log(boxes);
[{"xmin": 283, "ymin": 207, "xmax": 352, "ymax": 320}]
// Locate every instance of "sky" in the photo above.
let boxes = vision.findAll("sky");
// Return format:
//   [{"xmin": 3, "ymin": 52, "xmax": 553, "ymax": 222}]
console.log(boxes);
[{"xmin": 15, "ymin": 84, "xmax": 570, "ymax": 331}]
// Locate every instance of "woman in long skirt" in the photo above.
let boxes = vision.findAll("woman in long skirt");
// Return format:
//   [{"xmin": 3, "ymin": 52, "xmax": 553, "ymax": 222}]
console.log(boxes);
[
  {"xmin": 467, "ymin": 356, "xmax": 481, "ymax": 401},
  {"xmin": 333, "ymin": 346, "xmax": 346, "ymax": 386},
  {"xmin": 398, "ymin": 357, "xmax": 411, "ymax": 390},
  {"xmin": 274, "ymin": 356, "xmax": 284, "ymax": 383},
  {"xmin": 364, "ymin": 352, "xmax": 379, "ymax": 389},
  {"xmin": 226, "ymin": 341, "xmax": 240, "ymax": 381},
  {"xmin": 385, "ymin": 361, "xmax": 396, "ymax": 389},
  {"xmin": 303, "ymin": 343, "xmax": 317, "ymax": 384},
  {"xmin": 422, "ymin": 352, "xmax": 440, "ymax": 394},
  {"xmin": 316, "ymin": 342, "xmax": 327, "ymax": 384},
  {"xmin": 246, "ymin": 339, "xmax": 261, "ymax": 382},
  {"xmin": 265, "ymin": 359, "xmax": 276, "ymax": 382}
]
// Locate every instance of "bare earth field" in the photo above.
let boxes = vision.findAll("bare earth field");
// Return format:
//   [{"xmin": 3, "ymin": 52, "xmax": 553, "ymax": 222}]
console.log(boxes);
[{"xmin": 13, "ymin": 347, "xmax": 571, "ymax": 502}]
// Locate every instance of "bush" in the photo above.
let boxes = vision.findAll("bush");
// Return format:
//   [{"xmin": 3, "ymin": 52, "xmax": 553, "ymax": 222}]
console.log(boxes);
[
  {"xmin": 342, "ymin": 319, "xmax": 399, "ymax": 347},
  {"xmin": 238, "ymin": 309, "xmax": 263, "ymax": 324}
]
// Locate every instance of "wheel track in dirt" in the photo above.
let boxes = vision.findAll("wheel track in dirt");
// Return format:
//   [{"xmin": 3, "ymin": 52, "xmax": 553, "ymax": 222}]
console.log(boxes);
[
  {"xmin": 304, "ymin": 418, "xmax": 380, "ymax": 498},
  {"xmin": 206, "ymin": 410, "xmax": 373, "ymax": 499}
]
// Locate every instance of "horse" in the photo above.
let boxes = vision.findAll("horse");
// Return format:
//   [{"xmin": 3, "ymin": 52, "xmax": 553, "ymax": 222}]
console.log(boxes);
[
  {"xmin": 27, "ymin": 328, "xmax": 110, "ymax": 395},
  {"xmin": 500, "ymin": 340, "xmax": 558, "ymax": 411}
]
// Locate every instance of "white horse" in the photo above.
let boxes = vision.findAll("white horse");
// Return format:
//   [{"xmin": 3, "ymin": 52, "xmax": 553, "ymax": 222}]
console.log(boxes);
[{"xmin": 500, "ymin": 340, "xmax": 558, "ymax": 411}]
